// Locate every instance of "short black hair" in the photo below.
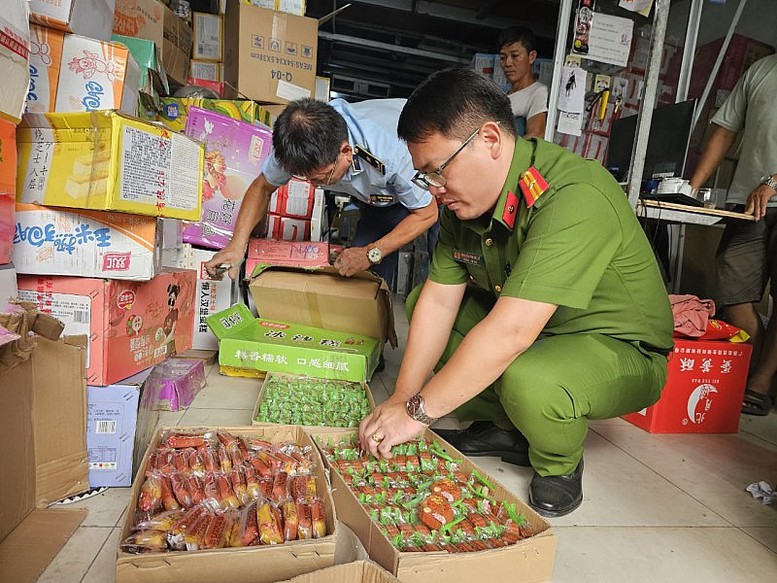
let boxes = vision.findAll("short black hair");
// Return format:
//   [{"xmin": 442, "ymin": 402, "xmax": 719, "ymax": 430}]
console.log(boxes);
[
  {"xmin": 272, "ymin": 98, "xmax": 348, "ymax": 176},
  {"xmin": 397, "ymin": 67, "xmax": 516, "ymax": 144},
  {"xmin": 498, "ymin": 26, "xmax": 537, "ymax": 53}
]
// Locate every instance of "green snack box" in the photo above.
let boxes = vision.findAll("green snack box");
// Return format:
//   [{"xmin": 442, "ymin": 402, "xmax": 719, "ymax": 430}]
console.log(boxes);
[{"xmin": 207, "ymin": 303, "xmax": 380, "ymax": 382}]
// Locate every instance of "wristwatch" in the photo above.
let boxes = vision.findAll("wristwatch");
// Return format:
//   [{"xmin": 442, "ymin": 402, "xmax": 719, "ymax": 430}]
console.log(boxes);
[
  {"xmin": 366, "ymin": 244, "xmax": 383, "ymax": 265},
  {"xmin": 406, "ymin": 392, "xmax": 438, "ymax": 425},
  {"xmin": 760, "ymin": 175, "xmax": 777, "ymax": 191}
]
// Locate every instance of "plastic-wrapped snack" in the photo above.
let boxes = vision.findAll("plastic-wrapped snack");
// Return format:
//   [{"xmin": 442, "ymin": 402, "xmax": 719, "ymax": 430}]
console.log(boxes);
[
  {"xmin": 257, "ymin": 501, "xmax": 284, "ymax": 545},
  {"xmin": 121, "ymin": 529, "xmax": 168, "ymax": 554}
]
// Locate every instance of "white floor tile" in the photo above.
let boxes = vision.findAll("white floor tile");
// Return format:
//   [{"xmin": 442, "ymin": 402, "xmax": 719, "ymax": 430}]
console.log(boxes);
[
  {"xmin": 590, "ymin": 419, "xmax": 777, "ymax": 528},
  {"xmin": 742, "ymin": 526, "xmax": 777, "ymax": 554},
  {"xmin": 550, "ymin": 526, "xmax": 777, "ymax": 583},
  {"xmin": 178, "ymin": 406, "xmax": 255, "ymax": 427},
  {"xmin": 190, "ymin": 366, "xmax": 262, "ymax": 410},
  {"xmin": 82, "ymin": 527, "xmax": 121, "ymax": 583},
  {"xmin": 37, "ymin": 526, "xmax": 113, "ymax": 583},
  {"xmin": 65, "ymin": 487, "xmax": 132, "ymax": 528}
]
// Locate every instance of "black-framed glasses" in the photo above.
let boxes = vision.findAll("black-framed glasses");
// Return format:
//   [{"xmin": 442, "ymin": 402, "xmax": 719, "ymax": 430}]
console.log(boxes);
[
  {"xmin": 411, "ymin": 128, "xmax": 480, "ymax": 190},
  {"xmin": 294, "ymin": 153, "xmax": 339, "ymax": 186}
]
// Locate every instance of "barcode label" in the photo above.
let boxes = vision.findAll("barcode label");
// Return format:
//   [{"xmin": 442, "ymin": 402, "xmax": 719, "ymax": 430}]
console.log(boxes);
[
  {"xmin": 95, "ymin": 420, "xmax": 116, "ymax": 434},
  {"xmin": 73, "ymin": 309, "xmax": 90, "ymax": 324}
]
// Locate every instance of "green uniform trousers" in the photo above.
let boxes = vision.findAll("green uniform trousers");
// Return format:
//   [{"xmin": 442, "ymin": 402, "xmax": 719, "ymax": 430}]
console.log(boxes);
[{"xmin": 406, "ymin": 285, "xmax": 668, "ymax": 476}]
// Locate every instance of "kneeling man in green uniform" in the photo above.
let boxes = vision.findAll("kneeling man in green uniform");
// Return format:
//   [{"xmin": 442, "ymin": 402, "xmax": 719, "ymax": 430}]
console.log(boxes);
[{"xmin": 358, "ymin": 67, "xmax": 673, "ymax": 518}]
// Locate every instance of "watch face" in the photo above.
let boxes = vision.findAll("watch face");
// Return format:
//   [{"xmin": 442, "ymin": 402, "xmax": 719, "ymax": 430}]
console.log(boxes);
[{"xmin": 368, "ymin": 247, "xmax": 382, "ymax": 263}]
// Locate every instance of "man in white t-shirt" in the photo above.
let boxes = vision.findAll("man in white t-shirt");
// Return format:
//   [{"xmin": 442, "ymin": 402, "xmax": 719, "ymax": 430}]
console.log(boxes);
[
  {"xmin": 689, "ymin": 54, "xmax": 777, "ymax": 416},
  {"xmin": 498, "ymin": 27, "xmax": 548, "ymax": 140}
]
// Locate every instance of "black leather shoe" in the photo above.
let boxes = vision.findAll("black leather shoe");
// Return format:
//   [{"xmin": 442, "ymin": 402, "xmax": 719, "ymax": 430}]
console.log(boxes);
[
  {"xmin": 432, "ymin": 421, "xmax": 531, "ymax": 466},
  {"xmin": 528, "ymin": 459, "xmax": 584, "ymax": 518}
]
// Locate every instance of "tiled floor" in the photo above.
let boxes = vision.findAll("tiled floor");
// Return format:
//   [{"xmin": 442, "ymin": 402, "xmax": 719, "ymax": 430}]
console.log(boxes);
[{"xmin": 40, "ymin": 296, "xmax": 777, "ymax": 582}]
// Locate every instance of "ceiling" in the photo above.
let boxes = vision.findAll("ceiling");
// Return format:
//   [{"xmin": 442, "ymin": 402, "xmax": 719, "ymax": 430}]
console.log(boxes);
[{"xmin": 305, "ymin": 0, "xmax": 562, "ymax": 101}]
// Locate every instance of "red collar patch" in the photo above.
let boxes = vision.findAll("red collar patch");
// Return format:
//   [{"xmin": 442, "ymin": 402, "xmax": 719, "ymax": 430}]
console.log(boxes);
[
  {"xmin": 519, "ymin": 166, "xmax": 549, "ymax": 208},
  {"xmin": 502, "ymin": 190, "xmax": 519, "ymax": 229}
]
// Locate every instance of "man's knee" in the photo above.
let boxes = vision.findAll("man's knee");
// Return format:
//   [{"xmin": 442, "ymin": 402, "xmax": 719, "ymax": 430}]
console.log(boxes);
[{"xmin": 498, "ymin": 364, "xmax": 575, "ymax": 426}]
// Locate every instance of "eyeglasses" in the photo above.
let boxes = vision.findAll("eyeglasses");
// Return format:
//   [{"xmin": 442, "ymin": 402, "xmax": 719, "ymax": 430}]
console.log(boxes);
[
  {"xmin": 294, "ymin": 154, "xmax": 339, "ymax": 186},
  {"xmin": 411, "ymin": 128, "xmax": 480, "ymax": 190}
]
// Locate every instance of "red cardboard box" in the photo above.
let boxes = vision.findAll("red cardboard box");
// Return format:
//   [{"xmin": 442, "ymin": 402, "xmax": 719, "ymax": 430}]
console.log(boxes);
[
  {"xmin": 245, "ymin": 238, "xmax": 332, "ymax": 277},
  {"xmin": 623, "ymin": 339, "xmax": 752, "ymax": 434},
  {"xmin": 17, "ymin": 270, "xmax": 196, "ymax": 386},
  {"xmin": 269, "ymin": 179, "xmax": 316, "ymax": 218},
  {"xmin": 266, "ymin": 214, "xmax": 311, "ymax": 242}
]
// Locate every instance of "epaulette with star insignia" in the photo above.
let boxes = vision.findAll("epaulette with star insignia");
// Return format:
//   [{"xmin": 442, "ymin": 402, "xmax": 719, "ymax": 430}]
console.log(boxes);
[{"xmin": 353, "ymin": 145, "xmax": 386, "ymax": 175}]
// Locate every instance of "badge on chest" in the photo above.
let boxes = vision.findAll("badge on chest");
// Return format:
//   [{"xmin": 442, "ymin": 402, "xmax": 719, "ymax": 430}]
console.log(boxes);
[{"xmin": 453, "ymin": 249, "xmax": 484, "ymax": 266}]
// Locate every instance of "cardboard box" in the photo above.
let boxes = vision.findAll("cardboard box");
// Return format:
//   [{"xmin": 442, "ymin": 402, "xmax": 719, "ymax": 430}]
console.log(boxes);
[
  {"xmin": 249, "ymin": 265, "xmax": 397, "ymax": 348},
  {"xmin": 193, "ymin": 12, "xmax": 223, "ymax": 61},
  {"xmin": 278, "ymin": 560, "xmax": 402, "ymax": 583},
  {"xmin": 310, "ymin": 428, "xmax": 557, "ymax": 583},
  {"xmin": 17, "ymin": 270, "xmax": 197, "ymax": 386},
  {"xmin": 252, "ymin": 371, "xmax": 374, "ymax": 427},
  {"xmin": 26, "ymin": 25, "xmax": 66, "ymax": 114},
  {"xmin": 245, "ymin": 238, "xmax": 331, "ymax": 278},
  {"xmin": 55, "ymin": 35, "xmax": 141, "ymax": 114},
  {"xmin": 116, "ymin": 424, "xmax": 337, "ymax": 583},
  {"xmin": 269, "ymin": 178, "xmax": 316, "ymax": 218},
  {"xmin": 266, "ymin": 213, "xmax": 311, "ymax": 241},
  {"xmin": 191, "ymin": 58, "xmax": 223, "ymax": 81},
  {"xmin": 157, "ymin": 96, "xmax": 200, "ymax": 131},
  {"xmin": 0, "ymin": 119, "xmax": 17, "ymax": 264},
  {"xmin": 277, "ymin": 0, "xmax": 307, "ymax": 16},
  {"xmin": 199, "ymin": 98, "xmax": 275, "ymax": 125},
  {"xmin": 0, "ymin": 306, "xmax": 89, "ymax": 557},
  {"xmin": 113, "ymin": 0, "xmax": 193, "ymax": 85},
  {"xmin": 183, "ymin": 107, "xmax": 273, "ymax": 249},
  {"xmin": 623, "ymin": 339, "xmax": 753, "ymax": 434},
  {"xmin": 0, "ymin": 264, "xmax": 17, "ymax": 310},
  {"xmin": 17, "ymin": 110, "xmax": 204, "ymax": 221},
  {"xmin": 87, "ymin": 381, "xmax": 141, "ymax": 487},
  {"xmin": 0, "ymin": 1, "xmax": 31, "ymax": 123},
  {"xmin": 112, "ymin": 33, "xmax": 172, "ymax": 120},
  {"xmin": 176, "ymin": 245, "xmax": 239, "ymax": 350},
  {"xmin": 224, "ymin": 0, "xmax": 317, "ymax": 104},
  {"xmin": 128, "ymin": 365, "xmax": 159, "ymax": 476},
  {"xmin": 13, "ymin": 203, "xmax": 164, "ymax": 281},
  {"xmin": 207, "ymin": 303, "xmax": 380, "ymax": 382},
  {"xmin": 29, "ymin": 0, "xmax": 116, "ymax": 40}
]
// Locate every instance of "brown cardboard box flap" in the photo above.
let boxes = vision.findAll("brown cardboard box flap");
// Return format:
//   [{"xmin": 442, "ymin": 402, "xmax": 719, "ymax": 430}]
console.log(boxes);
[
  {"xmin": 33, "ymin": 335, "xmax": 90, "ymax": 505},
  {"xmin": 250, "ymin": 266, "xmax": 397, "ymax": 348},
  {"xmin": 0, "ymin": 507, "xmax": 87, "ymax": 583},
  {"xmin": 277, "ymin": 560, "xmax": 402, "ymax": 583}
]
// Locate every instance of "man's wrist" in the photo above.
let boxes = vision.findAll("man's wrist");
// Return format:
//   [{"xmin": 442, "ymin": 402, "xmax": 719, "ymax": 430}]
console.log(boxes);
[{"xmin": 760, "ymin": 174, "xmax": 777, "ymax": 192}]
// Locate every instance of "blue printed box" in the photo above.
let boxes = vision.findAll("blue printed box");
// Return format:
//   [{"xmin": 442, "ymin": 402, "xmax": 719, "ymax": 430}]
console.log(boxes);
[{"xmin": 13, "ymin": 203, "xmax": 173, "ymax": 281}]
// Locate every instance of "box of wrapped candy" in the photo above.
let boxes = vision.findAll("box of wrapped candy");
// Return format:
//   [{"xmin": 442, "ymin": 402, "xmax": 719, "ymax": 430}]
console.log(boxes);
[
  {"xmin": 309, "ymin": 428, "xmax": 556, "ymax": 583},
  {"xmin": 116, "ymin": 425, "xmax": 337, "ymax": 583},
  {"xmin": 252, "ymin": 372, "xmax": 374, "ymax": 428},
  {"xmin": 143, "ymin": 358, "xmax": 207, "ymax": 412}
]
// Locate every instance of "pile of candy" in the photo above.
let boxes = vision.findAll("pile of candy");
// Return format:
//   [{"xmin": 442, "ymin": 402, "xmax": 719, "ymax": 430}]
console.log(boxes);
[
  {"xmin": 256, "ymin": 373, "xmax": 372, "ymax": 427},
  {"xmin": 317, "ymin": 437, "xmax": 533, "ymax": 552},
  {"xmin": 121, "ymin": 430, "xmax": 326, "ymax": 553}
]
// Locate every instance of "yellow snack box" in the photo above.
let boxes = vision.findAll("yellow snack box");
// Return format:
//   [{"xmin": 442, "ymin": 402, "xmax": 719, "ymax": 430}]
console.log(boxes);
[{"xmin": 17, "ymin": 110, "xmax": 204, "ymax": 220}]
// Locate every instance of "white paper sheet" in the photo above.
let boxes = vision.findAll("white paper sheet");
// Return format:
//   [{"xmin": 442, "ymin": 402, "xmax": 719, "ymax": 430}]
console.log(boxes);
[{"xmin": 586, "ymin": 13, "xmax": 634, "ymax": 67}]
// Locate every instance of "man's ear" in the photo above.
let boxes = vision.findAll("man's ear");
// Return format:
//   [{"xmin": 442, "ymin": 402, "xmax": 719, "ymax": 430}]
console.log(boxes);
[
  {"xmin": 341, "ymin": 142, "xmax": 352, "ymax": 156},
  {"xmin": 481, "ymin": 121, "xmax": 504, "ymax": 159},
  {"xmin": 529, "ymin": 50, "xmax": 537, "ymax": 65}
]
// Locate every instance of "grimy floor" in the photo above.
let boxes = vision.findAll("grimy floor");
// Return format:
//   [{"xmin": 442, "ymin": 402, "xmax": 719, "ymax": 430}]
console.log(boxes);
[{"xmin": 38, "ymin": 296, "xmax": 777, "ymax": 582}]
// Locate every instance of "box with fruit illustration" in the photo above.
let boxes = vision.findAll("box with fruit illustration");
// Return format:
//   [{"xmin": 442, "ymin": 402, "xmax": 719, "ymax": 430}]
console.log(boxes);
[
  {"xmin": 310, "ymin": 428, "xmax": 556, "ymax": 583},
  {"xmin": 116, "ymin": 425, "xmax": 337, "ymax": 583}
]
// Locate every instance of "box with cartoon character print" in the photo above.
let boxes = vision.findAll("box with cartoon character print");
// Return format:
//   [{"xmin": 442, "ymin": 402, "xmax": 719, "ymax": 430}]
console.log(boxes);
[{"xmin": 17, "ymin": 270, "xmax": 196, "ymax": 386}]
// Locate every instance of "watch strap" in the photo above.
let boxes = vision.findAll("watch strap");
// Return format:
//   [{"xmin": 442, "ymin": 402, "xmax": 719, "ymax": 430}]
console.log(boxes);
[{"xmin": 761, "ymin": 175, "xmax": 777, "ymax": 191}]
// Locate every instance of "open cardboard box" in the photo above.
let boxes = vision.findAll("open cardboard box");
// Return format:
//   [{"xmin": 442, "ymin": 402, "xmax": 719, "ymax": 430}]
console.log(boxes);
[
  {"xmin": 251, "ymin": 371, "xmax": 376, "ymax": 427},
  {"xmin": 0, "ymin": 303, "xmax": 90, "ymax": 581},
  {"xmin": 116, "ymin": 425, "xmax": 338, "ymax": 583},
  {"xmin": 207, "ymin": 303, "xmax": 381, "ymax": 382},
  {"xmin": 308, "ymin": 427, "xmax": 557, "ymax": 583},
  {"xmin": 249, "ymin": 265, "xmax": 397, "ymax": 349}
]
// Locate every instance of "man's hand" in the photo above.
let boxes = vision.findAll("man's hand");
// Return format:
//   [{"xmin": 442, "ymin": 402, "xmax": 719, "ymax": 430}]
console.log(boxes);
[
  {"xmin": 204, "ymin": 244, "xmax": 246, "ymax": 280},
  {"xmin": 334, "ymin": 246, "xmax": 371, "ymax": 276},
  {"xmin": 358, "ymin": 400, "xmax": 426, "ymax": 459},
  {"xmin": 744, "ymin": 184, "xmax": 777, "ymax": 221}
]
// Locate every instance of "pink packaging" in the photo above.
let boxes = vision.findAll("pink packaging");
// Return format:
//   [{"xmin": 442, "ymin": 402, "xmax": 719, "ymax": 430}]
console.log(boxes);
[
  {"xmin": 143, "ymin": 358, "xmax": 206, "ymax": 411},
  {"xmin": 245, "ymin": 238, "xmax": 334, "ymax": 278},
  {"xmin": 183, "ymin": 107, "xmax": 273, "ymax": 249},
  {"xmin": 0, "ymin": 118, "xmax": 17, "ymax": 264},
  {"xmin": 17, "ymin": 270, "xmax": 197, "ymax": 386}
]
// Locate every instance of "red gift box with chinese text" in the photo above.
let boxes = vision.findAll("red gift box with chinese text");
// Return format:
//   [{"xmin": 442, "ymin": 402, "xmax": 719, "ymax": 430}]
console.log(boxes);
[{"xmin": 622, "ymin": 339, "xmax": 752, "ymax": 434}]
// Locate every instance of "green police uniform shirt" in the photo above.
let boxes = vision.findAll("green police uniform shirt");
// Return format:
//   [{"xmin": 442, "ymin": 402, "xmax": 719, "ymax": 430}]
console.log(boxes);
[{"xmin": 429, "ymin": 137, "xmax": 673, "ymax": 353}]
